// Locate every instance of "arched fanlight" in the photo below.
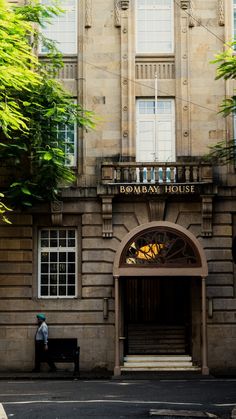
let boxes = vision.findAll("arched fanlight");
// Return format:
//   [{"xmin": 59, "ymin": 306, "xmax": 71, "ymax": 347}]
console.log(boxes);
[{"xmin": 121, "ymin": 227, "xmax": 201, "ymax": 267}]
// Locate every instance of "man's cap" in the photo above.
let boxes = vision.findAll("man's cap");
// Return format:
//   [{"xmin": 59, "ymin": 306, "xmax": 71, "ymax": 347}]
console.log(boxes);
[{"xmin": 37, "ymin": 313, "xmax": 46, "ymax": 320}]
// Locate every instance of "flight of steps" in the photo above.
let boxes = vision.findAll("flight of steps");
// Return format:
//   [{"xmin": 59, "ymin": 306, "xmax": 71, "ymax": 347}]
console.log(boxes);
[
  {"xmin": 121, "ymin": 355, "xmax": 200, "ymax": 371},
  {"xmin": 128, "ymin": 324, "xmax": 187, "ymax": 355}
]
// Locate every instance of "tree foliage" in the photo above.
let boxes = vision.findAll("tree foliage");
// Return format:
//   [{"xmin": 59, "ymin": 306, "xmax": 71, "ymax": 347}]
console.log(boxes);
[
  {"xmin": 206, "ymin": 42, "xmax": 236, "ymax": 163},
  {"xmin": 0, "ymin": 0, "xmax": 94, "ymax": 212}
]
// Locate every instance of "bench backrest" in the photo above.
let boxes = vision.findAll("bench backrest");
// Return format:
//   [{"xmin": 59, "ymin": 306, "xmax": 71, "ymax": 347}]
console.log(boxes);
[{"xmin": 48, "ymin": 338, "xmax": 78, "ymax": 362}]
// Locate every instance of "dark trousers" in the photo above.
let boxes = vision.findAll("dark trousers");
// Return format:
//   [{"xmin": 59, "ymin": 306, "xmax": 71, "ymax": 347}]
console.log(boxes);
[{"xmin": 34, "ymin": 341, "xmax": 56, "ymax": 371}]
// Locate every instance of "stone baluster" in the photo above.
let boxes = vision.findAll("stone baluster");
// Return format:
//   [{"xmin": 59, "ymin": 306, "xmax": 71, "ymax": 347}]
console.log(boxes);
[
  {"xmin": 116, "ymin": 167, "xmax": 121, "ymax": 183},
  {"xmin": 170, "ymin": 167, "xmax": 176, "ymax": 183},
  {"xmin": 154, "ymin": 166, "xmax": 159, "ymax": 183},
  {"xmin": 185, "ymin": 166, "xmax": 190, "ymax": 182},
  {"xmin": 193, "ymin": 165, "xmax": 199, "ymax": 182}
]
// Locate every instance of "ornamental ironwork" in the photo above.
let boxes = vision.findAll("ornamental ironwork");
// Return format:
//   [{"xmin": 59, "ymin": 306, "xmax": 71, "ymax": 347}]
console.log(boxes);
[{"xmin": 122, "ymin": 228, "xmax": 200, "ymax": 267}]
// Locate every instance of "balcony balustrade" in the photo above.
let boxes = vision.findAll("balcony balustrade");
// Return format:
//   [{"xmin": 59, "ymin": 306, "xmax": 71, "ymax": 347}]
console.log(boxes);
[{"xmin": 101, "ymin": 162, "xmax": 213, "ymax": 185}]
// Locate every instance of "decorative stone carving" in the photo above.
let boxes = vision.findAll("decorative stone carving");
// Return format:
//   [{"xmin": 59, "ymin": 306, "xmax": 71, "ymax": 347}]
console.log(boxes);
[
  {"xmin": 114, "ymin": 0, "xmax": 121, "ymax": 27},
  {"xmin": 102, "ymin": 196, "xmax": 113, "ymax": 238},
  {"xmin": 189, "ymin": 0, "xmax": 195, "ymax": 27},
  {"xmin": 51, "ymin": 201, "xmax": 63, "ymax": 226},
  {"xmin": 148, "ymin": 200, "xmax": 166, "ymax": 222},
  {"xmin": 85, "ymin": 0, "xmax": 92, "ymax": 28},
  {"xmin": 201, "ymin": 196, "xmax": 213, "ymax": 237},
  {"xmin": 120, "ymin": 0, "xmax": 130, "ymax": 10},
  {"xmin": 181, "ymin": 0, "xmax": 190, "ymax": 9},
  {"xmin": 218, "ymin": 0, "xmax": 225, "ymax": 26}
]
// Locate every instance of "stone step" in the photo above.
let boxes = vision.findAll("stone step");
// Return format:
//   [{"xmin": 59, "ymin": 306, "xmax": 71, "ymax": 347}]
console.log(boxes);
[
  {"xmin": 121, "ymin": 366, "xmax": 201, "ymax": 371},
  {"xmin": 123, "ymin": 362, "xmax": 194, "ymax": 367},
  {"xmin": 124, "ymin": 355, "xmax": 192, "ymax": 362}
]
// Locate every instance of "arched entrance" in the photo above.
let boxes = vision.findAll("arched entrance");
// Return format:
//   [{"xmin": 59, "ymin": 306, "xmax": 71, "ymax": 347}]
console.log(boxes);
[{"xmin": 113, "ymin": 221, "xmax": 209, "ymax": 376}]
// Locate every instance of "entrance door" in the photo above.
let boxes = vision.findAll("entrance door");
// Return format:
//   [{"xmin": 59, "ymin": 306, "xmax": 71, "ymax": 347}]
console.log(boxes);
[{"xmin": 124, "ymin": 277, "xmax": 191, "ymax": 355}]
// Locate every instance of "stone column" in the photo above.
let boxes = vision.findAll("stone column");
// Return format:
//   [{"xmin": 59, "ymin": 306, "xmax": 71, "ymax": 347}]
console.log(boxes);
[
  {"xmin": 114, "ymin": 275, "xmax": 121, "ymax": 376},
  {"xmin": 201, "ymin": 276, "xmax": 209, "ymax": 375}
]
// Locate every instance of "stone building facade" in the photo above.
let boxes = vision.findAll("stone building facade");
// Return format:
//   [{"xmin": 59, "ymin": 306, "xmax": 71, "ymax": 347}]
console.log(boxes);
[{"xmin": 0, "ymin": 0, "xmax": 236, "ymax": 374}]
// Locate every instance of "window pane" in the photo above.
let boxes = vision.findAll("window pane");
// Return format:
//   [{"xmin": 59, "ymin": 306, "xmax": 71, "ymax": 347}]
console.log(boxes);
[
  {"xmin": 59, "ymin": 275, "xmax": 67, "ymax": 284},
  {"xmin": 68, "ymin": 286, "xmax": 75, "ymax": 296},
  {"xmin": 50, "ymin": 252, "xmax": 57, "ymax": 262},
  {"xmin": 41, "ymin": 286, "xmax": 48, "ymax": 296},
  {"xmin": 50, "ymin": 286, "xmax": 57, "ymax": 296},
  {"xmin": 41, "ymin": 275, "xmax": 49, "ymax": 285},
  {"xmin": 136, "ymin": 0, "xmax": 174, "ymax": 53},
  {"xmin": 50, "ymin": 274, "xmax": 57, "ymax": 285},
  {"xmin": 59, "ymin": 286, "xmax": 66, "ymax": 296},
  {"xmin": 40, "ymin": 0, "xmax": 77, "ymax": 54},
  {"xmin": 68, "ymin": 264, "xmax": 75, "ymax": 273},
  {"xmin": 41, "ymin": 252, "xmax": 49, "ymax": 263},
  {"xmin": 59, "ymin": 253, "xmax": 67, "ymax": 262},
  {"xmin": 68, "ymin": 275, "xmax": 75, "ymax": 284}
]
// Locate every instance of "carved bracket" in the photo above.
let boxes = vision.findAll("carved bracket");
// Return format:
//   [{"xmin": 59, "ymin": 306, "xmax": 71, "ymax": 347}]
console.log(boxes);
[
  {"xmin": 181, "ymin": 0, "xmax": 195, "ymax": 27},
  {"xmin": 218, "ymin": 0, "xmax": 225, "ymax": 26},
  {"xmin": 85, "ymin": 0, "xmax": 92, "ymax": 28},
  {"xmin": 181, "ymin": 0, "xmax": 190, "ymax": 9},
  {"xmin": 114, "ymin": 0, "xmax": 121, "ymax": 27},
  {"xmin": 148, "ymin": 200, "xmax": 166, "ymax": 222},
  {"xmin": 120, "ymin": 0, "xmax": 130, "ymax": 9},
  {"xmin": 102, "ymin": 196, "xmax": 113, "ymax": 238},
  {"xmin": 189, "ymin": 0, "xmax": 195, "ymax": 27},
  {"xmin": 201, "ymin": 196, "xmax": 213, "ymax": 237},
  {"xmin": 114, "ymin": 0, "xmax": 130, "ymax": 27},
  {"xmin": 51, "ymin": 201, "xmax": 63, "ymax": 226}
]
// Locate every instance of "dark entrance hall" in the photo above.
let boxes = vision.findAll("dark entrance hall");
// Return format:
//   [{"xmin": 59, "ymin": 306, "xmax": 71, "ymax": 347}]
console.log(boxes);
[{"xmin": 123, "ymin": 277, "xmax": 191, "ymax": 355}]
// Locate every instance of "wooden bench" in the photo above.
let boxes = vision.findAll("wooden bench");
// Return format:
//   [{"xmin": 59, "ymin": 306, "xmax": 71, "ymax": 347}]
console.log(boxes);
[{"xmin": 48, "ymin": 338, "xmax": 80, "ymax": 376}]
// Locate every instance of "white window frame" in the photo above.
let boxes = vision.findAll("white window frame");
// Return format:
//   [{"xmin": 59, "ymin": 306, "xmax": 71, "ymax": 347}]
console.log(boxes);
[
  {"xmin": 39, "ymin": 0, "xmax": 78, "ymax": 55},
  {"xmin": 57, "ymin": 121, "xmax": 77, "ymax": 167},
  {"xmin": 38, "ymin": 228, "xmax": 77, "ymax": 299},
  {"xmin": 136, "ymin": 98, "xmax": 176, "ymax": 163},
  {"xmin": 135, "ymin": 0, "xmax": 174, "ymax": 54}
]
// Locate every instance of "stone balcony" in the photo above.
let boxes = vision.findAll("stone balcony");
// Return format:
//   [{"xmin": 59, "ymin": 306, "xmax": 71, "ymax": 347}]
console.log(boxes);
[
  {"xmin": 100, "ymin": 161, "xmax": 213, "ymax": 186},
  {"xmin": 98, "ymin": 161, "xmax": 215, "ymax": 238}
]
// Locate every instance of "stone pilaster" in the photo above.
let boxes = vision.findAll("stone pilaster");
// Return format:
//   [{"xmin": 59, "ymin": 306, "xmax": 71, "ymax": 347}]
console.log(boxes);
[{"xmin": 176, "ymin": 3, "xmax": 191, "ymax": 157}]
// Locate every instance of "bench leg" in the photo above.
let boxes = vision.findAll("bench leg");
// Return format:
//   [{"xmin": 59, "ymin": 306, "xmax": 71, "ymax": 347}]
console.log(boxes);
[{"xmin": 73, "ymin": 347, "xmax": 80, "ymax": 377}]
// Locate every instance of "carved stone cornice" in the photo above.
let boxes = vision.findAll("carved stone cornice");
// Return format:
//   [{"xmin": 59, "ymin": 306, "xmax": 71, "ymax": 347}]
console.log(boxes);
[
  {"xmin": 218, "ymin": 0, "xmax": 225, "ymax": 26},
  {"xmin": 85, "ymin": 0, "xmax": 92, "ymax": 28}
]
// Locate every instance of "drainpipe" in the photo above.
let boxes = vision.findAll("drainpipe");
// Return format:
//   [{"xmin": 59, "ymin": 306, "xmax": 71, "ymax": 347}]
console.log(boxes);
[
  {"xmin": 201, "ymin": 276, "xmax": 209, "ymax": 375},
  {"xmin": 114, "ymin": 275, "xmax": 121, "ymax": 376}
]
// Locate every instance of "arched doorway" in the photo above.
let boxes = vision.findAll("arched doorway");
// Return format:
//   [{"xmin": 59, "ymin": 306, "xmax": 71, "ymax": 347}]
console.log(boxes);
[{"xmin": 113, "ymin": 221, "xmax": 209, "ymax": 376}]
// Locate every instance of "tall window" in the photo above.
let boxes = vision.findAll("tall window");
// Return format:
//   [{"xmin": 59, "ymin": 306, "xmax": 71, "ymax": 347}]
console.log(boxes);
[
  {"xmin": 136, "ymin": 0, "xmax": 174, "ymax": 54},
  {"xmin": 136, "ymin": 99, "xmax": 175, "ymax": 162},
  {"xmin": 38, "ymin": 229, "xmax": 77, "ymax": 298},
  {"xmin": 57, "ymin": 121, "xmax": 77, "ymax": 167},
  {"xmin": 40, "ymin": 0, "xmax": 77, "ymax": 54}
]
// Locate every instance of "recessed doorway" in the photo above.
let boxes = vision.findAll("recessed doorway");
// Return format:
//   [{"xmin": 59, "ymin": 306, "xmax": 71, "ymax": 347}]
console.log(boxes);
[{"xmin": 123, "ymin": 277, "xmax": 191, "ymax": 355}]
